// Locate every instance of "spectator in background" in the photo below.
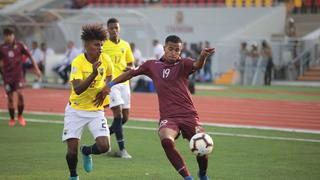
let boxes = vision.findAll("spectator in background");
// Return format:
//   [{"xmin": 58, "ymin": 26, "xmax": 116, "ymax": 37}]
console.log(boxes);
[
  {"xmin": 203, "ymin": 41, "xmax": 213, "ymax": 82},
  {"xmin": 244, "ymin": 42, "xmax": 259, "ymax": 85},
  {"xmin": 53, "ymin": 41, "xmax": 80, "ymax": 85},
  {"xmin": 130, "ymin": 42, "xmax": 143, "ymax": 67},
  {"xmin": 40, "ymin": 42, "xmax": 55, "ymax": 76},
  {"xmin": 237, "ymin": 42, "xmax": 249, "ymax": 85},
  {"xmin": 181, "ymin": 42, "xmax": 195, "ymax": 94},
  {"xmin": 130, "ymin": 42, "xmax": 150, "ymax": 92},
  {"xmin": 23, "ymin": 41, "xmax": 44, "ymax": 81},
  {"xmin": 286, "ymin": 17, "xmax": 296, "ymax": 38},
  {"xmin": 152, "ymin": 39, "xmax": 164, "ymax": 59},
  {"xmin": 181, "ymin": 42, "xmax": 192, "ymax": 58},
  {"xmin": 261, "ymin": 40, "xmax": 273, "ymax": 85}
]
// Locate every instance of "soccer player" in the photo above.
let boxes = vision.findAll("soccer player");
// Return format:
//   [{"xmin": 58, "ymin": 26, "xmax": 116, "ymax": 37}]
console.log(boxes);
[
  {"xmin": 102, "ymin": 17, "xmax": 134, "ymax": 158},
  {"xmin": 0, "ymin": 27, "xmax": 41, "ymax": 127},
  {"xmin": 96, "ymin": 35, "xmax": 215, "ymax": 180},
  {"xmin": 62, "ymin": 24, "xmax": 113, "ymax": 180}
]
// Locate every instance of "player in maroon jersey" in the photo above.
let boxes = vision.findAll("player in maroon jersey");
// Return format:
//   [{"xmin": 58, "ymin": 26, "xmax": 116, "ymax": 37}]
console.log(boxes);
[
  {"xmin": 0, "ymin": 27, "xmax": 41, "ymax": 127},
  {"xmin": 94, "ymin": 35, "xmax": 215, "ymax": 180}
]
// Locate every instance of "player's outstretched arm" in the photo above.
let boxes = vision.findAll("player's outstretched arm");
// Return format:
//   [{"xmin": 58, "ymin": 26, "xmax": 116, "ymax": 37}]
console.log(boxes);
[
  {"xmin": 93, "ymin": 70, "xmax": 134, "ymax": 106},
  {"xmin": 193, "ymin": 48, "xmax": 215, "ymax": 71}
]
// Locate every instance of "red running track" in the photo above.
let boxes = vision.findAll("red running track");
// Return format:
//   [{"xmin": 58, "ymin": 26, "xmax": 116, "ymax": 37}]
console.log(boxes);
[{"xmin": 1, "ymin": 88, "xmax": 320, "ymax": 131}]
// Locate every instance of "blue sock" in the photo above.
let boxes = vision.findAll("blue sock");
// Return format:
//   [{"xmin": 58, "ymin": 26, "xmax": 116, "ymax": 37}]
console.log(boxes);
[
  {"xmin": 184, "ymin": 176, "xmax": 194, "ymax": 180},
  {"xmin": 113, "ymin": 117, "xmax": 125, "ymax": 150}
]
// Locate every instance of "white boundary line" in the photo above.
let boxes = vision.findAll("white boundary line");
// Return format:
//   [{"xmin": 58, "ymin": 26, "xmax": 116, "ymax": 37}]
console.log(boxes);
[
  {"xmin": 1, "ymin": 109, "xmax": 320, "ymax": 134},
  {"xmin": 1, "ymin": 109, "xmax": 319, "ymax": 134},
  {"xmin": 1, "ymin": 117, "xmax": 320, "ymax": 143}
]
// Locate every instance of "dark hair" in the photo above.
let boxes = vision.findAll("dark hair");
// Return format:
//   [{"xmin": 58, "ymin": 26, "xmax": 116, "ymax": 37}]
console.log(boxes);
[
  {"xmin": 107, "ymin": 18, "xmax": 119, "ymax": 26},
  {"xmin": 81, "ymin": 24, "xmax": 107, "ymax": 41},
  {"xmin": 3, "ymin": 27, "xmax": 15, "ymax": 35},
  {"xmin": 165, "ymin": 35, "xmax": 182, "ymax": 44},
  {"xmin": 262, "ymin": 40, "xmax": 268, "ymax": 48}
]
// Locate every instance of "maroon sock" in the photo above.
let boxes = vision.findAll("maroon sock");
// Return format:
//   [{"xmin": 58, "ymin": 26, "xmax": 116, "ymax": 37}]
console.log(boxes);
[
  {"xmin": 197, "ymin": 155, "xmax": 208, "ymax": 176},
  {"xmin": 8, "ymin": 108, "xmax": 15, "ymax": 119},
  {"xmin": 18, "ymin": 105, "xmax": 24, "ymax": 116},
  {"xmin": 161, "ymin": 138, "xmax": 190, "ymax": 177}
]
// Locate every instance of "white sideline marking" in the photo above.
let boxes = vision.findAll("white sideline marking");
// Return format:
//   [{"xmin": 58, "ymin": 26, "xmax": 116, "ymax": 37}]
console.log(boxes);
[
  {"xmin": 1, "ymin": 109, "xmax": 320, "ymax": 134},
  {"xmin": 1, "ymin": 117, "xmax": 320, "ymax": 143}
]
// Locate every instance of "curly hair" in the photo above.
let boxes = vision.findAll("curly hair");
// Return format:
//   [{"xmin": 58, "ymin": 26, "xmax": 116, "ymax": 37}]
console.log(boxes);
[{"xmin": 81, "ymin": 23, "xmax": 107, "ymax": 41}]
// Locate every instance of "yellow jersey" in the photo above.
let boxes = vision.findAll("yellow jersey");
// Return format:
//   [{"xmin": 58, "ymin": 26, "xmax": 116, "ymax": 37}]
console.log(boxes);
[
  {"xmin": 69, "ymin": 53, "xmax": 113, "ymax": 111},
  {"xmin": 102, "ymin": 39, "xmax": 134, "ymax": 85}
]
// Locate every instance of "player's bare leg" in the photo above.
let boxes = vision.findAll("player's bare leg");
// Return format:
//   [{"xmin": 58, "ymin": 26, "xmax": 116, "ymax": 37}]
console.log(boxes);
[
  {"xmin": 66, "ymin": 138, "xmax": 79, "ymax": 180},
  {"xmin": 16, "ymin": 89, "xmax": 26, "ymax": 126},
  {"xmin": 159, "ymin": 128, "xmax": 193, "ymax": 180},
  {"xmin": 7, "ymin": 92, "xmax": 15, "ymax": 127}
]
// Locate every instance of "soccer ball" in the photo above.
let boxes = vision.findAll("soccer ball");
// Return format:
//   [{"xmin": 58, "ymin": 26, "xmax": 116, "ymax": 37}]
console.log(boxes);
[{"xmin": 189, "ymin": 133, "xmax": 214, "ymax": 156}]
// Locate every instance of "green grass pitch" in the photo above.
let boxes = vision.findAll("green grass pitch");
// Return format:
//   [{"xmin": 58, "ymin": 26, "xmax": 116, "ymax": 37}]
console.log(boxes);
[{"xmin": 1, "ymin": 113, "xmax": 320, "ymax": 180}]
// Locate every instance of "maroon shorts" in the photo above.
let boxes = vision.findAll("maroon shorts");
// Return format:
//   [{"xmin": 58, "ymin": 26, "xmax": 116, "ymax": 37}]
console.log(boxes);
[
  {"xmin": 4, "ymin": 80, "xmax": 24, "ymax": 94},
  {"xmin": 159, "ymin": 117, "xmax": 204, "ymax": 140}
]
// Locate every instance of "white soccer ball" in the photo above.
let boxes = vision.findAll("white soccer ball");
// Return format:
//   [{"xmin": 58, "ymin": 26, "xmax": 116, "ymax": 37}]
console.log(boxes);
[{"xmin": 189, "ymin": 133, "xmax": 214, "ymax": 156}]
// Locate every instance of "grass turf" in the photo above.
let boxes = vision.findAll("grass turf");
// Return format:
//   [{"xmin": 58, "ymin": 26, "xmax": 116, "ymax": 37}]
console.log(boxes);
[{"xmin": 1, "ymin": 113, "xmax": 320, "ymax": 180}]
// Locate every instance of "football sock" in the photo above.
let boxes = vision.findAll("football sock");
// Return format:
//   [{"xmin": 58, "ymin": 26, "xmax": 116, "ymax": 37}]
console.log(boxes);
[
  {"xmin": 66, "ymin": 154, "xmax": 78, "ymax": 177},
  {"xmin": 113, "ymin": 117, "xmax": 125, "ymax": 150},
  {"xmin": 109, "ymin": 118, "xmax": 127, "ymax": 135},
  {"xmin": 197, "ymin": 155, "xmax": 208, "ymax": 177},
  {"xmin": 122, "ymin": 117, "xmax": 128, "ymax": 125},
  {"xmin": 109, "ymin": 125, "xmax": 114, "ymax": 135},
  {"xmin": 18, "ymin": 105, "xmax": 24, "ymax": 116},
  {"xmin": 161, "ymin": 138, "xmax": 190, "ymax": 177},
  {"xmin": 8, "ymin": 108, "xmax": 14, "ymax": 119},
  {"xmin": 82, "ymin": 143, "xmax": 101, "ymax": 155}
]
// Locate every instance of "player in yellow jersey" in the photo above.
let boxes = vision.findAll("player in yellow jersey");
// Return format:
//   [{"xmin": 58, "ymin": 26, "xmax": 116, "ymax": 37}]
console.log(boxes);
[
  {"xmin": 62, "ymin": 24, "xmax": 113, "ymax": 180},
  {"xmin": 103, "ymin": 18, "xmax": 134, "ymax": 158}
]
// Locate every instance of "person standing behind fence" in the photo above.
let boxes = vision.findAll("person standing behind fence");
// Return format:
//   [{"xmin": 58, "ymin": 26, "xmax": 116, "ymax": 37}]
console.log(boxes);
[
  {"xmin": 23, "ymin": 41, "xmax": 44, "ymax": 81},
  {"xmin": 261, "ymin": 40, "xmax": 273, "ymax": 85},
  {"xmin": 53, "ymin": 41, "xmax": 80, "ymax": 85},
  {"xmin": 238, "ymin": 42, "xmax": 249, "ymax": 85},
  {"xmin": 203, "ymin": 41, "xmax": 213, "ymax": 82},
  {"xmin": 244, "ymin": 43, "xmax": 259, "ymax": 85},
  {"xmin": 152, "ymin": 39, "xmax": 164, "ymax": 59}
]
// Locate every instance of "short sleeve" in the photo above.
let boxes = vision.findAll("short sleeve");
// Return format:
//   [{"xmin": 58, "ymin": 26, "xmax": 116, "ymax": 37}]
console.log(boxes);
[
  {"xmin": 131, "ymin": 61, "xmax": 151, "ymax": 77},
  {"xmin": 126, "ymin": 43, "xmax": 134, "ymax": 64},
  {"xmin": 182, "ymin": 58, "xmax": 195, "ymax": 76},
  {"xmin": 69, "ymin": 60, "xmax": 83, "ymax": 81},
  {"xmin": 104, "ymin": 54, "xmax": 114, "ymax": 77}
]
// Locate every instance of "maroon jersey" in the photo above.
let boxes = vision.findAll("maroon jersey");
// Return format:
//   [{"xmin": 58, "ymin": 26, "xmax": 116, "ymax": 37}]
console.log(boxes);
[
  {"xmin": 131, "ymin": 58, "xmax": 198, "ymax": 119},
  {"xmin": 0, "ymin": 41, "xmax": 31, "ymax": 83}
]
